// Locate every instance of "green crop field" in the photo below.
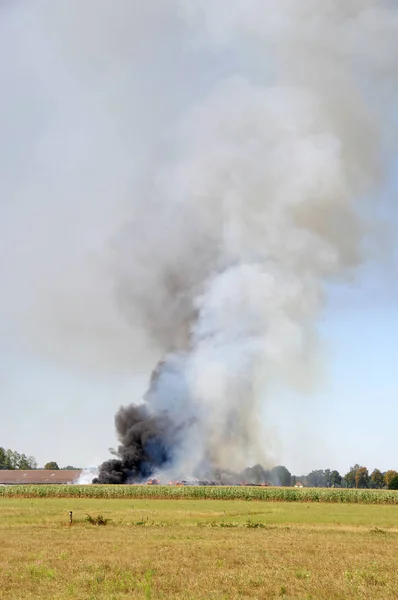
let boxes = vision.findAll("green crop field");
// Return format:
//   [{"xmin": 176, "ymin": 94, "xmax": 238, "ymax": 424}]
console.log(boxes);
[
  {"xmin": 1, "ymin": 496, "xmax": 398, "ymax": 599},
  {"xmin": 1, "ymin": 484, "xmax": 398, "ymax": 503}
]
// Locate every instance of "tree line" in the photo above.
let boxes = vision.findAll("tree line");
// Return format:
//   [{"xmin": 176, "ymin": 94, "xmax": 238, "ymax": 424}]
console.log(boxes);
[
  {"xmin": 0, "ymin": 447, "xmax": 37, "ymax": 470},
  {"xmin": 0, "ymin": 447, "xmax": 79, "ymax": 471},
  {"xmin": 1, "ymin": 447, "xmax": 398, "ymax": 489},
  {"xmin": 233, "ymin": 463, "xmax": 398, "ymax": 490},
  {"xmin": 292, "ymin": 464, "xmax": 398, "ymax": 490}
]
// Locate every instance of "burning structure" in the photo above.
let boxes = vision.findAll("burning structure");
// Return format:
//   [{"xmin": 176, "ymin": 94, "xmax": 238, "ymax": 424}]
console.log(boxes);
[{"xmin": 94, "ymin": 1, "xmax": 397, "ymax": 484}]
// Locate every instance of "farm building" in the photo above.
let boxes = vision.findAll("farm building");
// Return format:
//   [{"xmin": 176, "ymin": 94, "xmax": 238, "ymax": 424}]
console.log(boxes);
[{"xmin": 0, "ymin": 470, "xmax": 82, "ymax": 485}]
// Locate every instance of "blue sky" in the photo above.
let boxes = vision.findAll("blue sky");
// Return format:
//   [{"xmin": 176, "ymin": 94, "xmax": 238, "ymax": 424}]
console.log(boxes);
[{"xmin": 261, "ymin": 260, "xmax": 398, "ymax": 475}]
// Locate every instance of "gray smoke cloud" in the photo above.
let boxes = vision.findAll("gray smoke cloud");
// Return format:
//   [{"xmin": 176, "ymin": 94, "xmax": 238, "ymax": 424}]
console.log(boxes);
[
  {"xmin": 107, "ymin": 1, "xmax": 398, "ymax": 475},
  {"xmin": 1, "ymin": 1, "xmax": 397, "ymax": 476}
]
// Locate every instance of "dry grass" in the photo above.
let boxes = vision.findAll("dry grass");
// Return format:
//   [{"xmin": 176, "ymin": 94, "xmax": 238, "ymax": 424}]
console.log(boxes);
[{"xmin": 1, "ymin": 498, "xmax": 398, "ymax": 599}]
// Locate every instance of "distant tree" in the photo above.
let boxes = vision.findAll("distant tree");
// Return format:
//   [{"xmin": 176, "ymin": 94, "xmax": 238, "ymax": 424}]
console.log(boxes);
[
  {"xmin": 330, "ymin": 470, "xmax": 342, "ymax": 487},
  {"xmin": 271, "ymin": 465, "xmax": 292, "ymax": 487},
  {"xmin": 241, "ymin": 464, "xmax": 271, "ymax": 484},
  {"xmin": 44, "ymin": 462, "xmax": 60, "ymax": 470},
  {"xmin": 354, "ymin": 466, "xmax": 369, "ymax": 489},
  {"xmin": 324, "ymin": 469, "xmax": 332, "ymax": 488},
  {"xmin": 62, "ymin": 465, "xmax": 81, "ymax": 470},
  {"xmin": 304, "ymin": 468, "xmax": 336, "ymax": 488},
  {"xmin": 344, "ymin": 464, "xmax": 360, "ymax": 488},
  {"xmin": 388, "ymin": 475, "xmax": 398, "ymax": 490},
  {"xmin": 0, "ymin": 447, "xmax": 11, "ymax": 469},
  {"xmin": 384, "ymin": 470, "xmax": 398, "ymax": 489},
  {"xmin": 5, "ymin": 449, "xmax": 20, "ymax": 469},
  {"xmin": 27, "ymin": 456, "xmax": 38, "ymax": 469},
  {"xmin": 18, "ymin": 454, "xmax": 37, "ymax": 469},
  {"xmin": 307, "ymin": 470, "xmax": 326, "ymax": 487},
  {"xmin": 370, "ymin": 469, "xmax": 385, "ymax": 489},
  {"xmin": 0, "ymin": 448, "xmax": 37, "ymax": 470}
]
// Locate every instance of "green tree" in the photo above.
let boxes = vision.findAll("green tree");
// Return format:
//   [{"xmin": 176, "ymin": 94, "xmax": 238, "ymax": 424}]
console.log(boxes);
[
  {"xmin": 370, "ymin": 469, "xmax": 385, "ymax": 489},
  {"xmin": 324, "ymin": 469, "xmax": 332, "ymax": 488},
  {"xmin": 0, "ymin": 447, "xmax": 9, "ymax": 469},
  {"xmin": 27, "ymin": 456, "xmax": 38, "ymax": 469},
  {"xmin": 0, "ymin": 448, "xmax": 37, "ymax": 469},
  {"xmin": 330, "ymin": 470, "xmax": 342, "ymax": 487},
  {"xmin": 388, "ymin": 475, "xmax": 398, "ymax": 490},
  {"xmin": 44, "ymin": 461, "xmax": 60, "ymax": 470},
  {"xmin": 307, "ymin": 470, "xmax": 326, "ymax": 487},
  {"xmin": 271, "ymin": 465, "xmax": 292, "ymax": 487},
  {"xmin": 5, "ymin": 449, "xmax": 20, "ymax": 469},
  {"xmin": 344, "ymin": 464, "xmax": 360, "ymax": 488},
  {"xmin": 354, "ymin": 466, "xmax": 369, "ymax": 489},
  {"xmin": 18, "ymin": 454, "xmax": 37, "ymax": 469},
  {"xmin": 384, "ymin": 470, "xmax": 398, "ymax": 488}
]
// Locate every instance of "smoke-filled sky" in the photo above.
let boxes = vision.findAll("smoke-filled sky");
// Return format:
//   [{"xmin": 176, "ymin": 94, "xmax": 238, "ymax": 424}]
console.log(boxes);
[{"xmin": 1, "ymin": 1, "xmax": 397, "ymax": 475}]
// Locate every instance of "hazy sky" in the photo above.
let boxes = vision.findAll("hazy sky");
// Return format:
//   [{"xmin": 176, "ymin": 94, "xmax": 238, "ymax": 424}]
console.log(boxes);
[{"xmin": 1, "ymin": 1, "xmax": 397, "ymax": 475}]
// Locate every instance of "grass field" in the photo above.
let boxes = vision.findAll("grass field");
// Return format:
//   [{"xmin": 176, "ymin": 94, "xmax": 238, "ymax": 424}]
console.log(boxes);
[{"xmin": 1, "ymin": 497, "xmax": 398, "ymax": 599}]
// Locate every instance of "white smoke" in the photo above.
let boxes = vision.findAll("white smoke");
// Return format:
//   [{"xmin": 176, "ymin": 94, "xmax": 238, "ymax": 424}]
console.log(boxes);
[
  {"xmin": 110, "ymin": 1, "xmax": 398, "ymax": 472},
  {"xmin": 1, "ymin": 1, "xmax": 397, "ymax": 474},
  {"xmin": 76, "ymin": 466, "xmax": 99, "ymax": 485}
]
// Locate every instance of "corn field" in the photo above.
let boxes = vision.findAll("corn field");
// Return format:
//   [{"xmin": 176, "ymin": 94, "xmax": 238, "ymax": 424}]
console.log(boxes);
[{"xmin": 0, "ymin": 485, "xmax": 397, "ymax": 503}]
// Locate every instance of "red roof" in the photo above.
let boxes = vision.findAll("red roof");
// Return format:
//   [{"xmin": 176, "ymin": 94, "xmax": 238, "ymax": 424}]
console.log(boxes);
[{"xmin": 0, "ymin": 470, "xmax": 82, "ymax": 484}]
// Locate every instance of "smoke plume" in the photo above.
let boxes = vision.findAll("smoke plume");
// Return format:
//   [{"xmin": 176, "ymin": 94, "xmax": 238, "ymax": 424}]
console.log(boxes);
[
  {"xmin": 93, "ymin": 1, "xmax": 398, "ymax": 483},
  {"xmin": 1, "ymin": 2, "xmax": 397, "ymax": 478}
]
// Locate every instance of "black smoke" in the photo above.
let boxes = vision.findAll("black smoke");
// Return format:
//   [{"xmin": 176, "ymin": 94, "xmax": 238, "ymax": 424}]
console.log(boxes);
[
  {"xmin": 93, "ymin": 403, "xmax": 176, "ymax": 484},
  {"xmin": 94, "ymin": 357, "xmax": 196, "ymax": 484},
  {"xmin": 93, "ymin": 359, "xmax": 285, "ymax": 485}
]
